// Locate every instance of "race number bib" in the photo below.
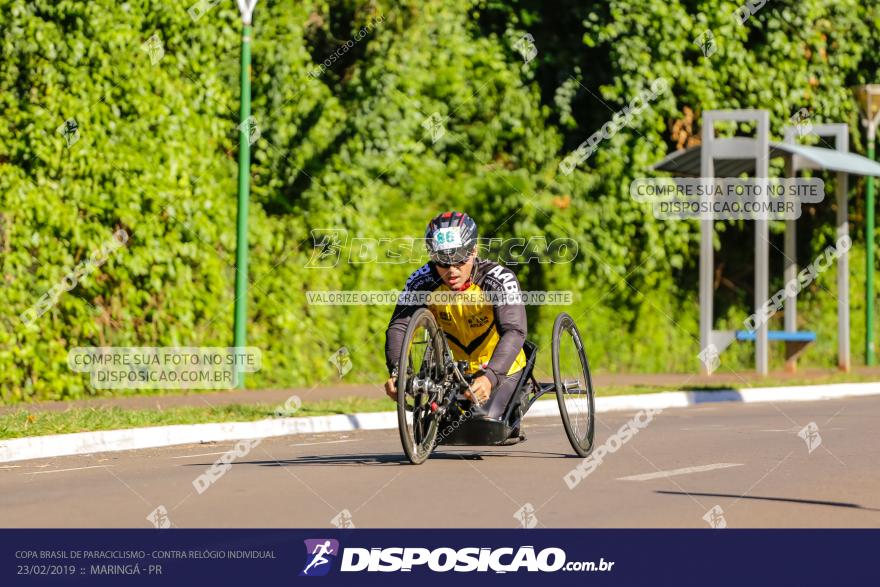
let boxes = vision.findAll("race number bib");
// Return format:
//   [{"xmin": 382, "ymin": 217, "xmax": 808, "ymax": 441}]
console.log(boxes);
[{"xmin": 433, "ymin": 227, "xmax": 463, "ymax": 250}]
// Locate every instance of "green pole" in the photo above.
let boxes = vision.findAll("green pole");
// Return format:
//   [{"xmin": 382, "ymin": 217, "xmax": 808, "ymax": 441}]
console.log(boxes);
[
  {"xmin": 867, "ymin": 125, "xmax": 876, "ymax": 366},
  {"xmin": 233, "ymin": 23, "xmax": 252, "ymax": 388}
]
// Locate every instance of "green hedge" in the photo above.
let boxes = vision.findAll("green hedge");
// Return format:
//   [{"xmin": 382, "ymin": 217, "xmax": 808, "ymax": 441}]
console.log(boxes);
[{"xmin": 1, "ymin": 0, "xmax": 878, "ymax": 402}]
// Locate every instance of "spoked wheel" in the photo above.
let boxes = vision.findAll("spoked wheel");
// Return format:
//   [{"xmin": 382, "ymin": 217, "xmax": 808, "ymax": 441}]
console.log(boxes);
[
  {"xmin": 396, "ymin": 308, "xmax": 446, "ymax": 464},
  {"xmin": 551, "ymin": 312, "xmax": 595, "ymax": 457}
]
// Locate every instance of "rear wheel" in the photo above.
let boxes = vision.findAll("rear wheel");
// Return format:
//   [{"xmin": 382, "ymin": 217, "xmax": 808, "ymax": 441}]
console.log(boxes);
[
  {"xmin": 396, "ymin": 308, "xmax": 446, "ymax": 464},
  {"xmin": 552, "ymin": 312, "xmax": 595, "ymax": 457}
]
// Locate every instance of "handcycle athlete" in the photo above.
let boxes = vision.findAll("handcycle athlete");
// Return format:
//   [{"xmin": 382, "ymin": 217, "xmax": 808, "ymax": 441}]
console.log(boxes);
[{"xmin": 384, "ymin": 211, "xmax": 528, "ymax": 439}]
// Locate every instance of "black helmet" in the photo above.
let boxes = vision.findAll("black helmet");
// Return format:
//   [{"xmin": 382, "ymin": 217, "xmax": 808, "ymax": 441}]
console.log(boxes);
[{"xmin": 425, "ymin": 211, "xmax": 478, "ymax": 265}]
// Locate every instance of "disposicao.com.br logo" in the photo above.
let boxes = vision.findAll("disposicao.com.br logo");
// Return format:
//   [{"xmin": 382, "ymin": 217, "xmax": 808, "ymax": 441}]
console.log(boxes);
[
  {"xmin": 301, "ymin": 539, "xmax": 340, "ymax": 576},
  {"xmin": 302, "ymin": 543, "xmax": 614, "ymax": 574}
]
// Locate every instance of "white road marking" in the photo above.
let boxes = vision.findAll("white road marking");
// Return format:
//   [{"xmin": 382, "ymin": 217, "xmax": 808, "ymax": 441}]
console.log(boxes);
[
  {"xmin": 759, "ymin": 427, "xmax": 845, "ymax": 433},
  {"xmin": 170, "ymin": 451, "xmax": 231, "ymax": 459},
  {"xmin": 617, "ymin": 463, "xmax": 743, "ymax": 482},
  {"xmin": 289, "ymin": 439, "xmax": 357, "ymax": 448},
  {"xmin": 26, "ymin": 465, "xmax": 107, "ymax": 475}
]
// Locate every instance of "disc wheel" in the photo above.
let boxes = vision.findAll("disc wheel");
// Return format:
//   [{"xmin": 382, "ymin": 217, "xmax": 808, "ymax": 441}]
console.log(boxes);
[
  {"xmin": 396, "ymin": 308, "xmax": 446, "ymax": 464},
  {"xmin": 551, "ymin": 312, "xmax": 595, "ymax": 457}
]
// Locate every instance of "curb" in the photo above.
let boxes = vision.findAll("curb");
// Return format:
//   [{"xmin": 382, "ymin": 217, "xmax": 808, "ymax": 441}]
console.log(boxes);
[{"xmin": 1, "ymin": 382, "xmax": 878, "ymax": 463}]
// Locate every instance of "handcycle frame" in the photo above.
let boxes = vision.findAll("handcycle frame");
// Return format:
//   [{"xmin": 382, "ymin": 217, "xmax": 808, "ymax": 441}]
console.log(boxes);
[
  {"xmin": 397, "ymin": 310, "xmax": 595, "ymax": 464},
  {"xmin": 435, "ymin": 340, "xmax": 548, "ymax": 447}
]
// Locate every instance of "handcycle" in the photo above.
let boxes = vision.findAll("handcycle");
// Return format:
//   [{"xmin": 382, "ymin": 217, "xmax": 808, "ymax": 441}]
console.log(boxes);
[{"xmin": 395, "ymin": 309, "xmax": 595, "ymax": 465}]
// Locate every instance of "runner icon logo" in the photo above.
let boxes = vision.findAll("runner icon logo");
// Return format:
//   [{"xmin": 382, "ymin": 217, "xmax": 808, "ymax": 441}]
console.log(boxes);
[
  {"xmin": 697, "ymin": 343, "xmax": 721, "ymax": 374},
  {"xmin": 702, "ymin": 505, "xmax": 727, "ymax": 529},
  {"xmin": 301, "ymin": 539, "xmax": 340, "ymax": 577},
  {"xmin": 798, "ymin": 422, "xmax": 822, "ymax": 454},
  {"xmin": 513, "ymin": 503, "xmax": 538, "ymax": 528}
]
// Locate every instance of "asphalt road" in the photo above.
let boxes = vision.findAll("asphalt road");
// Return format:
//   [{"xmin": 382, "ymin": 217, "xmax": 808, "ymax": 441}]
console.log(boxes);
[{"xmin": 2, "ymin": 396, "xmax": 879, "ymax": 528}]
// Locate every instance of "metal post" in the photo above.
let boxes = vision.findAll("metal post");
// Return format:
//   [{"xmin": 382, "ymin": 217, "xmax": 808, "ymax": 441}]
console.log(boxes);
[
  {"xmin": 838, "ymin": 170, "xmax": 851, "ymax": 371},
  {"xmin": 233, "ymin": 1, "xmax": 257, "ymax": 388},
  {"xmin": 867, "ymin": 122, "xmax": 876, "ymax": 366},
  {"xmin": 698, "ymin": 110, "xmax": 768, "ymax": 375},
  {"xmin": 786, "ymin": 123, "xmax": 851, "ymax": 371},
  {"xmin": 755, "ymin": 111, "xmax": 770, "ymax": 375},
  {"xmin": 783, "ymin": 156, "xmax": 797, "ymax": 372},
  {"xmin": 699, "ymin": 116, "xmax": 715, "ymax": 374}
]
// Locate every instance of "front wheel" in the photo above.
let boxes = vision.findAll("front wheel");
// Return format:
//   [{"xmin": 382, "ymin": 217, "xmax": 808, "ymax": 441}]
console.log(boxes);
[
  {"xmin": 396, "ymin": 308, "xmax": 446, "ymax": 464},
  {"xmin": 552, "ymin": 312, "xmax": 595, "ymax": 457}
]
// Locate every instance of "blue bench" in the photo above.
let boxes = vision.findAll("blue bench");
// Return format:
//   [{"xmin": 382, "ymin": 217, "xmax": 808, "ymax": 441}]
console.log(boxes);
[
  {"xmin": 735, "ymin": 330, "xmax": 817, "ymax": 343},
  {"xmin": 734, "ymin": 330, "xmax": 817, "ymax": 372}
]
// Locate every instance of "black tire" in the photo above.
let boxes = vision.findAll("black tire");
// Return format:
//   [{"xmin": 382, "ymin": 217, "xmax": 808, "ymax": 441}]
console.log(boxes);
[
  {"xmin": 396, "ymin": 308, "xmax": 446, "ymax": 464},
  {"xmin": 551, "ymin": 312, "xmax": 595, "ymax": 457}
]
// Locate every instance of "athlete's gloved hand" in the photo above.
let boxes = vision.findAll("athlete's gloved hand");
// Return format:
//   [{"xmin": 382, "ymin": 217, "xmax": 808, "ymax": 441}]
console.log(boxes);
[
  {"xmin": 467, "ymin": 375, "xmax": 492, "ymax": 405},
  {"xmin": 384, "ymin": 377, "xmax": 397, "ymax": 400}
]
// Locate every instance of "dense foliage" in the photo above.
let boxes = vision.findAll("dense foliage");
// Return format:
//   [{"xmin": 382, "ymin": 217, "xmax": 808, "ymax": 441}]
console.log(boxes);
[{"xmin": 1, "ymin": 0, "xmax": 878, "ymax": 401}]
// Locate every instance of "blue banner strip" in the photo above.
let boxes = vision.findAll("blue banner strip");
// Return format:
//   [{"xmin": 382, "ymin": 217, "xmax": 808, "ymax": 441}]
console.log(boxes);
[{"xmin": 2, "ymin": 529, "xmax": 876, "ymax": 585}]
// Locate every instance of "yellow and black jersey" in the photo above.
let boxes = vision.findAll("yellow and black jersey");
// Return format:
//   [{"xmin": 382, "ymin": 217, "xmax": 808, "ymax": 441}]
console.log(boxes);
[{"xmin": 385, "ymin": 258, "xmax": 527, "ymax": 387}]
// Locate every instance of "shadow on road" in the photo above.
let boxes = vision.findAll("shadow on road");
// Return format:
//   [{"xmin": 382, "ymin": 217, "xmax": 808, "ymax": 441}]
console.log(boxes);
[
  {"xmin": 202, "ymin": 448, "xmax": 574, "ymax": 467},
  {"xmin": 656, "ymin": 490, "xmax": 880, "ymax": 512}
]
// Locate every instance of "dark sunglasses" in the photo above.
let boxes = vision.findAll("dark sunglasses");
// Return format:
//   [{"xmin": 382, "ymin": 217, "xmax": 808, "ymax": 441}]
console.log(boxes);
[{"xmin": 435, "ymin": 259, "xmax": 469, "ymax": 269}]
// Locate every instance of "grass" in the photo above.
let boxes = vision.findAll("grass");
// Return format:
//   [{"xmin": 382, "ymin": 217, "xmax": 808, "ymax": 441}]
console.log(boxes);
[
  {"xmin": 0, "ymin": 372, "xmax": 877, "ymax": 440},
  {"xmin": 0, "ymin": 398, "xmax": 392, "ymax": 440}
]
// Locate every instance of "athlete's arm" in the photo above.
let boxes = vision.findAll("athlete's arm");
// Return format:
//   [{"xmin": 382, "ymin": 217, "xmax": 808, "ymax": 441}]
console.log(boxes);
[
  {"xmin": 483, "ymin": 270, "xmax": 527, "ymax": 387},
  {"xmin": 384, "ymin": 302, "xmax": 418, "ymax": 377},
  {"xmin": 384, "ymin": 264, "xmax": 439, "ymax": 376}
]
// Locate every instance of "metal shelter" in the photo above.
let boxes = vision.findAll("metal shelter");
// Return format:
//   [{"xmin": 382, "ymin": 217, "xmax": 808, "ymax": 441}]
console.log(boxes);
[{"xmin": 652, "ymin": 109, "xmax": 880, "ymax": 375}]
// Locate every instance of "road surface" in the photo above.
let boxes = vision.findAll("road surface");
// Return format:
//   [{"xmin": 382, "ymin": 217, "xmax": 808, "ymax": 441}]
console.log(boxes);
[{"xmin": 2, "ymin": 396, "xmax": 878, "ymax": 528}]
